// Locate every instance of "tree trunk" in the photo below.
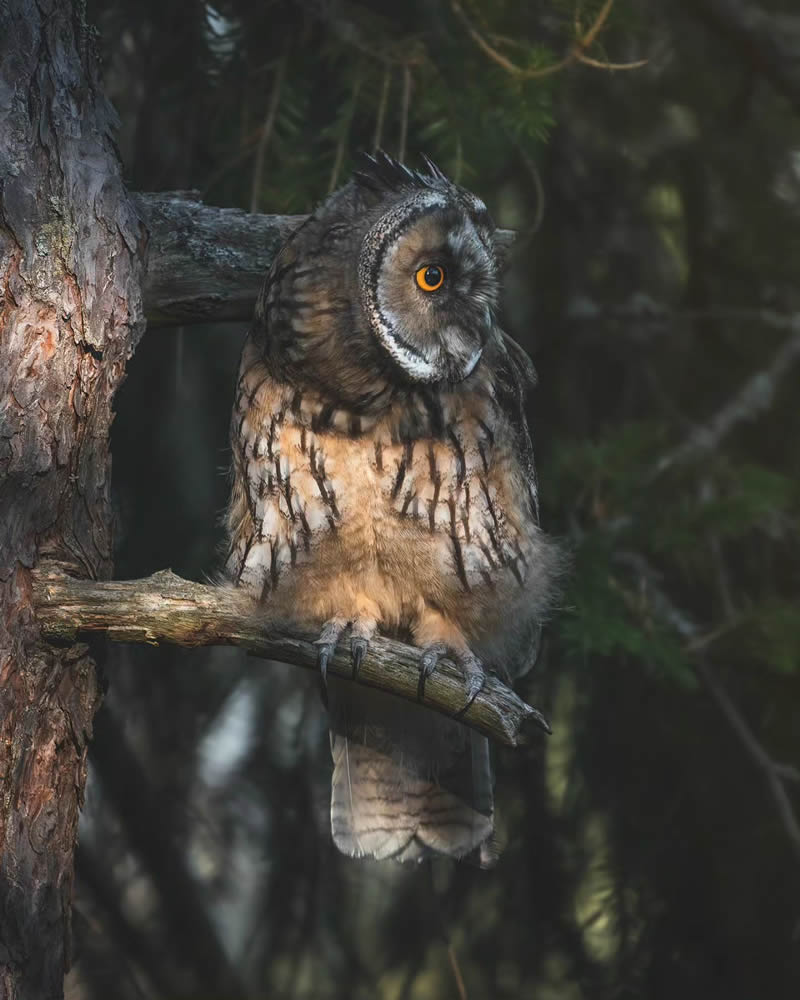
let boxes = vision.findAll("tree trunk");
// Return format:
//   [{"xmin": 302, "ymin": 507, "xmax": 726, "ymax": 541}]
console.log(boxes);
[{"xmin": 0, "ymin": 1, "xmax": 145, "ymax": 996}]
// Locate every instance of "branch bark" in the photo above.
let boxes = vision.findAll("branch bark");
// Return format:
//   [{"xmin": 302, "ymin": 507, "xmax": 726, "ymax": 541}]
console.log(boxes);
[
  {"xmin": 32, "ymin": 567, "xmax": 551, "ymax": 750},
  {"xmin": 135, "ymin": 192, "xmax": 304, "ymax": 326}
]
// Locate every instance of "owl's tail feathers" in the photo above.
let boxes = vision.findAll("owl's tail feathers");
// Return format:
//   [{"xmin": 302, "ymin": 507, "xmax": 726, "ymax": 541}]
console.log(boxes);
[{"xmin": 328, "ymin": 683, "xmax": 496, "ymax": 865}]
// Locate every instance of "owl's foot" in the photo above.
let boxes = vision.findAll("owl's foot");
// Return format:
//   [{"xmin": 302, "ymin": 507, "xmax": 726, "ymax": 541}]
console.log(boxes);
[
  {"xmin": 416, "ymin": 643, "xmax": 486, "ymax": 707},
  {"xmin": 315, "ymin": 616, "xmax": 377, "ymax": 697}
]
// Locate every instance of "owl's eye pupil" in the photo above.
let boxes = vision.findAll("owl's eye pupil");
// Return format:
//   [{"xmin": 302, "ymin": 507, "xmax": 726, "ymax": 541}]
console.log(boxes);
[
  {"xmin": 425, "ymin": 266, "xmax": 441, "ymax": 285},
  {"xmin": 416, "ymin": 264, "xmax": 445, "ymax": 292}
]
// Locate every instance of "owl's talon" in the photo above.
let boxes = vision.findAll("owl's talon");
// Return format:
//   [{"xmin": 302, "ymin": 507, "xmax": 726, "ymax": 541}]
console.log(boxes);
[
  {"xmin": 463, "ymin": 668, "xmax": 485, "ymax": 704},
  {"xmin": 315, "ymin": 618, "xmax": 348, "ymax": 705},
  {"xmin": 416, "ymin": 642, "xmax": 449, "ymax": 701},
  {"xmin": 456, "ymin": 650, "xmax": 486, "ymax": 713},
  {"xmin": 416, "ymin": 644, "xmax": 487, "ymax": 709},
  {"xmin": 317, "ymin": 644, "xmax": 332, "ymax": 683},
  {"xmin": 316, "ymin": 645, "xmax": 334, "ymax": 706},
  {"xmin": 350, "ymin": 637, "xmax": 368, "ymax": 678}
]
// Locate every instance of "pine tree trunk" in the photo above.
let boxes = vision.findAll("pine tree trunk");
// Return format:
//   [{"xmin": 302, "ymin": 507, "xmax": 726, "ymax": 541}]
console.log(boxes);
[{"xmin": 0, "ymin": 2, "xmax": 145, "ymax": 996}]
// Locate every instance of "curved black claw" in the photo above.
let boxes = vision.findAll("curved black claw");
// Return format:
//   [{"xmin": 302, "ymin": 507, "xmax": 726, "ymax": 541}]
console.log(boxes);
[
  {"xmin": 416, "ymin": 643, "xmax": 449, "ymax": 701},
  {"xmin": 316, "ymin": 644, "xmax": 334, "ymax": 706},
  {"xmin": 350, "ymin": 637, "xmax": 368, "ymax": 679},
  {"xmin": 528, "ymin": 705, "xmax": 552, "ymax": 735},
  {"xmin": 458, "ymin": 650, "xmax": 486, "ymax": 706},
  {"xmin": 315, "ymin": 619, "xmax": 346, "ymax": 706}
]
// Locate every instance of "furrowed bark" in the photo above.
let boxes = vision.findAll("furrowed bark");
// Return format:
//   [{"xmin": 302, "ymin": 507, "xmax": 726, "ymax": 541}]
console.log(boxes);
[
  {"xmin": 32, "ymin": 568, "xmax": 551, "ymax": 749},
  {"xmin": 0, "ymin": 2, "xmax": 145, "ymax": 996}
]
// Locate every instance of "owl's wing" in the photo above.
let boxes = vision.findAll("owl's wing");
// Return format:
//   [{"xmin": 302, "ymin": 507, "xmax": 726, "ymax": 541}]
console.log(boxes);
[
  {"xmin": 224, "ymin": 335, "xmax": 343, "ymax": 597},
  {"xmin": 486, "ymin": 330, "xmax": 549, "ymax": 678},
  {"xmin": 494, "ymin": 329, "xmax": 541, "ymax": 525}
]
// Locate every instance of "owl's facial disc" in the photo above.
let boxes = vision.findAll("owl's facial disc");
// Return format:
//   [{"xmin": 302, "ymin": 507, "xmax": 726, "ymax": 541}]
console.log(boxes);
[{"xmin": 359, "ymin": 190, "xmax": 498, "ymax": 384}]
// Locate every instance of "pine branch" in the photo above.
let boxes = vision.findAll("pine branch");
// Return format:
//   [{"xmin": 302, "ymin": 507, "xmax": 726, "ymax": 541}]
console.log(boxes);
[{"xmin": 32, "ymin": 566, "xmax": 551, "ymax": 749}]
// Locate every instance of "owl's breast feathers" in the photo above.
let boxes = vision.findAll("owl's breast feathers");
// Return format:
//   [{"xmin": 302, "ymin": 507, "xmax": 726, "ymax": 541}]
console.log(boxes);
[{"xmin": 225, "ymin": 334, "xmax": 558, "ymax": 654}]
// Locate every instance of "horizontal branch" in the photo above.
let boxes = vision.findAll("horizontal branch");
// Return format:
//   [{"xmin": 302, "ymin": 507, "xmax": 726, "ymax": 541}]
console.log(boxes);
[
  {"xmin": 134, "ymin": 192, "xmax": 306, "ymax": 326},
  {"xmin": 32, "ymin": 567, "xmax": 550, "ymax": 749}
]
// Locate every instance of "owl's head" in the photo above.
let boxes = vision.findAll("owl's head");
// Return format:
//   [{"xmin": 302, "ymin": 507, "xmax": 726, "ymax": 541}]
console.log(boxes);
[
  {"xmin": 258, "ymin": 153, "xmax": 514, "ymax": 406},
  {"xmin": 353, "ymin": 152, "xmax": 510, "ymax": 385}
]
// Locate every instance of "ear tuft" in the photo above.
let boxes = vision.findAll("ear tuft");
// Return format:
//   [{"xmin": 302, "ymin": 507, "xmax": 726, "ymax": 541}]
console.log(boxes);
[{"xmin": 353, "ymin": 150, "xmax": 450, "ymax": 195}]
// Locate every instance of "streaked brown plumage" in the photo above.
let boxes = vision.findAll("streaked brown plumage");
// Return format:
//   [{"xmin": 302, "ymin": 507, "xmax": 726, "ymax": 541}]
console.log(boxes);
[{"xmin": 224, "ymin": 153, "xmax": 561, "ymax": 863}]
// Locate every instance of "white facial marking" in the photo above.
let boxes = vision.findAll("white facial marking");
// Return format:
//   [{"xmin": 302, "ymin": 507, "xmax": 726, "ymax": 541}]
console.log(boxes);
[{"xmin": 359, "ymin": 189, "xmax": 448, "ymax": 382}]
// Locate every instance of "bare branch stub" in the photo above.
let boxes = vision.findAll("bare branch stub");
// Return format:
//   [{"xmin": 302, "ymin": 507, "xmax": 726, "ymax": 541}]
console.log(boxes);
[
  {"xmin": 135, "ymin": 193, "xmax": 305, "ymax": 326},
  {"xmin": 32, "ymin": 566, "xmax": 551, "ymax": 749}
]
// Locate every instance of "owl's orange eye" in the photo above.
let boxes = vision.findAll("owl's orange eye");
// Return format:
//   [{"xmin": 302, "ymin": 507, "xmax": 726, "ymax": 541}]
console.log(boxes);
[{"xmin": 415, "ymin": 264, "xmax": 445, "ymax": 292}]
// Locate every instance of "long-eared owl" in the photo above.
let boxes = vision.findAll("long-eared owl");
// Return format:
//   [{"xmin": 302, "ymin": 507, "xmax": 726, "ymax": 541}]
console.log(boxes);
[{"xmin": 224, "ymin": 153, "xmax": 561, "ymax": 864}]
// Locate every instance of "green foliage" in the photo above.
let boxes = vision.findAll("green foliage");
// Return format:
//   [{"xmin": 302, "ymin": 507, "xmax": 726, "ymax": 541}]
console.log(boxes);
[
  {"xmin": 196, "ymin": 0, "xmax": 568, "ymax": 208},
  {"xmin": 546, "ymin": 417, "xmax": 799, "ymax": 687},
  {"xmin": 558, "ymin": 535, "xmax": 697, "ymax": 687}
]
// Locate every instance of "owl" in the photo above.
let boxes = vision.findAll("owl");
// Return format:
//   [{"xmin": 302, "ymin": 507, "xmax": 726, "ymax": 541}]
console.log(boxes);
[{"xmin": 224, "ymin": 152, "xmax": 561, "ymax": 864}]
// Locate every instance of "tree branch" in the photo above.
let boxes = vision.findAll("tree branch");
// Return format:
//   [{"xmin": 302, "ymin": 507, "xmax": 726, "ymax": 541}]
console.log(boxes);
[
  {"xmin": 651, "ymin": 314, "xmax": 800, "ymax": 477},
  {"xmin": 134, "ymin": 192, "xmax": 306, "ymax": 326},
  {"xmin": 32, "ymin": 567, "xmax": 550, "ymax": 749},
  {"xmin": 450, "ymin": 0, "xmax": 645, "ymax": 81}
]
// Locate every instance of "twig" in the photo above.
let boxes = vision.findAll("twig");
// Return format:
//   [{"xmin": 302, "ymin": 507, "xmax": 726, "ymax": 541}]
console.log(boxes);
[
  {"xmin": 695, "ymin": 661, "xmax": 800, "ymax": 863},
  {"xmin": 447, "ymin": 944, "xmax": 468, "ymax": 1000},
  {"xmin": 574, "ymin": 53, "xmax": 648, "ymax": 71},
  {"xmin": 450, "ymin": 0, "xmax": 645, "ymax": 81},
  {"xmin": 651, "ymin": 316, "xmax": 800, "ymax": 477},
  {"xmin": 32, "ymin": 566, "xmax": 551, "ymax": 749},
  {"xmin": 509, "ymin": 136, "xmax": 546, "ymax": 245},
  {"xmin": 372, "ymin": 64, "xmax": 391, "ymax": 152},
  {"xmin": 328, "ymin": 68, "xmax": 363, "ymax": 193},
  {"xmin": 249, "ymin": 46, "xmax": 289, "ymax": 214},
  {"xmin": 398, "ymin": 62, "xmax": 412, "ymax": 163}
]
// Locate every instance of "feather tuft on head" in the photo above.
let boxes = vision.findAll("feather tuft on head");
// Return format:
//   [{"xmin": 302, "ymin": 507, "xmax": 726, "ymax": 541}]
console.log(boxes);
[{"xmin": 354, "ymin": 149, "xmax": 450, "ymax": 194}]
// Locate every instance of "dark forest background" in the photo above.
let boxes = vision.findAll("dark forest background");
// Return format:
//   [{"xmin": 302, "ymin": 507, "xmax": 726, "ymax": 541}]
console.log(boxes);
[{"xmin": 68, "ymin": 1, "xmax": 800, "ymax": 997}]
